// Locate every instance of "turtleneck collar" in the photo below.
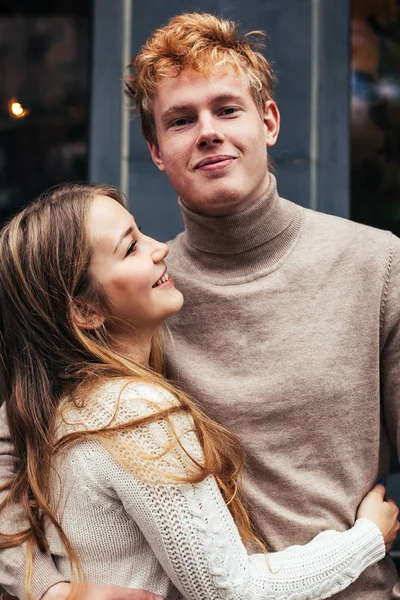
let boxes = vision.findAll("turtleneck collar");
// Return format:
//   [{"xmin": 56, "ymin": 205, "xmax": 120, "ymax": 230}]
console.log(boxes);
[
  {"xmin": 179, "ymin": 174, "xmax": 298, "ymax": 255},
  {"xmin": 174, "ymin": 174, "xmax": 303, "ymax": 283}
]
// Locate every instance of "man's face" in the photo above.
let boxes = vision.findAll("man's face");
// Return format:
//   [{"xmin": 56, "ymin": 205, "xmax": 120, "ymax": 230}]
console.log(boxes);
[{"xmin": 148, "ymin": 69, "xmax": 280, "ymax": 216}]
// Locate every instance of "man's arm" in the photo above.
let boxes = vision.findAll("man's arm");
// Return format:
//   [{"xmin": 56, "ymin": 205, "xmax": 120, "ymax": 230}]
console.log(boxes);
[
  {"xmin": 379, "ymin": 234, "xmax": 400, "ymax": 593},
  {"xmin": 43, "ymin": 583, "xmax": 164, "ymax": 600},
  {"xmin": 380, "ymin": 235, "xmax": 400, "ymax": 458}
]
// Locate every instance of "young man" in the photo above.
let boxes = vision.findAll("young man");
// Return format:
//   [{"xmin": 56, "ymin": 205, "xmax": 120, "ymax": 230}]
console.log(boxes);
[{"xmin": 1, "ymin": 12, "xmax": 400, "ymax": 600}]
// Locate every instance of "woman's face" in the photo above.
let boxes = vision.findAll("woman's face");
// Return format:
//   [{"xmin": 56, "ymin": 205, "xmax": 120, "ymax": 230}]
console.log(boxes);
[{"xmin": 87, "ymin": 195, "xmax": 183, "ymax": 337}]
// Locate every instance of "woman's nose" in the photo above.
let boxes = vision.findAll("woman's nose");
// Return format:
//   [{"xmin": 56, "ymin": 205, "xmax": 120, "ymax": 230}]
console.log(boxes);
[{"xmin": 150, "ymin": 238, "xmax": 168, "ymax": 262}]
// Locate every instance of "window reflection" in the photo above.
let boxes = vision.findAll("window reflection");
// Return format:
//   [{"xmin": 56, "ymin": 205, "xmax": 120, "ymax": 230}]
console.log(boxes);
[{"xmin": 351, "ymin": 0, "xmax": 400, "ymax": 236}]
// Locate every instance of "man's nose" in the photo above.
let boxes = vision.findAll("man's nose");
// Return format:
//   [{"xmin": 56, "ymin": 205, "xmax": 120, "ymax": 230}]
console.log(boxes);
[{"xmin": 196, "ymin": 115, "xmax": 225, "ymax": 147}]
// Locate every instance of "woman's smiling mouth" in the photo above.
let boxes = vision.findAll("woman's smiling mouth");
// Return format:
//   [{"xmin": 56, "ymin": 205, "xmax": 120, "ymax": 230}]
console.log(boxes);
[{"xmin": 152, "ymin": 271, "xmax": 173, "ymax": 288}]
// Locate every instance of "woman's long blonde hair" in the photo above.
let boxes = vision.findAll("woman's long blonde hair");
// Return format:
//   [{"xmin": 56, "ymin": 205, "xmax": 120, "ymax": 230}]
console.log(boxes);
[{"xmin": 0, "ymin": 183, "xmax": 264, "ymax": 599}]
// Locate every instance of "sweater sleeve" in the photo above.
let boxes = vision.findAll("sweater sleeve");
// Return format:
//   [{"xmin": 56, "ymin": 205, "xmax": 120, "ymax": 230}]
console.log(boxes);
[
  {"xmin": 0, "ymin": 403, "xmax": 66, "ymax": 600},
  {"xmin": 83, "ymin": 383, "xmax": 385, "ymax": 600}
]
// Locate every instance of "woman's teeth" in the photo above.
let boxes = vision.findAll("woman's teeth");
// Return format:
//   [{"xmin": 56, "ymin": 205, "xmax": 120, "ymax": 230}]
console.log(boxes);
[{"xmin": 153, "ymin": 273, "xmax": 169, "ymax": 288}]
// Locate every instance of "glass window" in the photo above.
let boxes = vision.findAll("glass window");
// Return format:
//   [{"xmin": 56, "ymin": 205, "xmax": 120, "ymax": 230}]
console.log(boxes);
[
  {"xmin": 351, "ymin": 0, "xmax": 400, "ymax": 562},
  {"xmin": 0, "ymin": 0, "xmax": 91, "ymax": 224},
  {"xmin": 351, "ymin": 0, "xmax": 400, "ymax": 236}
]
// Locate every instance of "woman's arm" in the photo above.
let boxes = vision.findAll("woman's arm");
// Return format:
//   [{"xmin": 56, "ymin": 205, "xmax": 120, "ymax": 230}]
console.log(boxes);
[
  {"xmin": 0, "ymin": 403, "xmax": 66, "ymax": 600},
  {"xmin": 77, "ymin": 383, "xmax": 386, "ymax": 600},
  {"xmin": 0, "ymin": 403, "xmax": 165, "ymax": 600},
  {"xmin": 102, "ymin": 456, "xmax": 384, "ymax": 600}
]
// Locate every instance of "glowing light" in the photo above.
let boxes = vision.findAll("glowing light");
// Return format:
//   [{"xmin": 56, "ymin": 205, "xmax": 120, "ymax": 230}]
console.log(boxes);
[
  {"xmin": 11, "ymin": 102, "xmax": 23, "ymax": 116},
  {"xmin": 8, "ymin": 98, "xmax": 29, "ymax": 119}
]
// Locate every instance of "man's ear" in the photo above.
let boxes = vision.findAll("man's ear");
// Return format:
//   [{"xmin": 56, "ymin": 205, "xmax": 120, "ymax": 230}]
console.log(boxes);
[
  {"xmin": 147, "ymin": 141, "xmax": 166, "ymax": 172},
  {"xmin": 263, "ymin": 100, "xmax": 280, "ymax": 148},
  {"xmin": 71, "ymin": 297, "xmax": 105, "ymax": 331}
]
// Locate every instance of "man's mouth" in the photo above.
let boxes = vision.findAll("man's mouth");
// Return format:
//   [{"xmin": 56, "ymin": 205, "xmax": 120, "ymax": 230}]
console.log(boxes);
[
  {"xmin": 152, "ymin": 271, "xmax": 170, "ymax": 288},
  {"xmin": 194, "ymin": 155, "xmax": 236, "ymax": 170}
]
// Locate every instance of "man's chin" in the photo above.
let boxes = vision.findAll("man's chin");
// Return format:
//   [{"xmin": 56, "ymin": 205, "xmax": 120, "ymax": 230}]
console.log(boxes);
[
  {"xmin": 183, "ymin": 192, "xmax": 252, "ymax": 217},
  {"xmin": 183, "ymin": 197, "xmax": 252, "ymax": 217}
]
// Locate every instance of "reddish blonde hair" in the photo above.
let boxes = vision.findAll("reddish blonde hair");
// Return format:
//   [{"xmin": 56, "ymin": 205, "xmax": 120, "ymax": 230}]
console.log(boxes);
[{"xmin": 126, "ymin": 12, "xmax": 276, "ymax": 145}]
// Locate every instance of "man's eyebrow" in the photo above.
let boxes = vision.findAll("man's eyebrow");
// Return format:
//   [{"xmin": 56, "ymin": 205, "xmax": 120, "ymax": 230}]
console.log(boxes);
[
  {"xmin": 114, "ymin": 225, "xmax": 133, "ymax": 254},
  {"xmin": 160, "ymin": 94, "xmax": 244, "ymax": 125},
  {"xmin": 160, "ymin": 104, "xmax": 192, "ymax": 125}
]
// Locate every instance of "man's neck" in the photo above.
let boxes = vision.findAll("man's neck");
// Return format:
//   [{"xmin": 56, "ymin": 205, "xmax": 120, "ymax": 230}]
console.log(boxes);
[
  {"xmin": 180, "ymin": 175, "xmax": 271, "ymax": 218},
  {"xmin": 170, "ymin": 173, "xmax": 303, "ymax": 282},
  {"xmin": 179, "ymin": 174, "xmax": 290, "ymax": 252}
]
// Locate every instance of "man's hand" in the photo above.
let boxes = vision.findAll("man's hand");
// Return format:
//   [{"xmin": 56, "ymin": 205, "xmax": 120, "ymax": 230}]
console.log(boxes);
[{"xmin": 42, "ymin": 582, "xmax": 164, "ymax": 600}]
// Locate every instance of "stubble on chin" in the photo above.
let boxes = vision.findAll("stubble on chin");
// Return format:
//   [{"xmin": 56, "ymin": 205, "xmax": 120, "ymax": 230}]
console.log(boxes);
[{"xmin": 182, "ymin": 186, "xmax": 249, "ymax": 216}]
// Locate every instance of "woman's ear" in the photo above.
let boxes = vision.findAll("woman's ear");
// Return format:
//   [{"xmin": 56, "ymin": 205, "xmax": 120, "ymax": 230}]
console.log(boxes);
[{"xmin": 71, "ymin": 297, "xmax": 105, "ymax": 331}]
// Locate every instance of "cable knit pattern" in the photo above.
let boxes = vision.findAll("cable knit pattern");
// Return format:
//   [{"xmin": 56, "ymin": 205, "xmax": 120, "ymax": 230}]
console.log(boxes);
[
  {"xmin": 58, "ymin": 381, "xmax": 202, "ymax": 485},
  {"xmin": 46, "ymin": 381, "xmax": 385, "ymax": 600}
]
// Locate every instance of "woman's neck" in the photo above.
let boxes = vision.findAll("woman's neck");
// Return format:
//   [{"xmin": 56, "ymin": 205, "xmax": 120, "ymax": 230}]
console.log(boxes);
[{"xmin": 110, "ymin": 330, "xmax": 152, "ymax": 367}]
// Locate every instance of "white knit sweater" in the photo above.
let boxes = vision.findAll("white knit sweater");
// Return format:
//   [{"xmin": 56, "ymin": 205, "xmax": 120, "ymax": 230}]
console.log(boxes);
[{"xmin": 46, "ymin": 381, "xmax": 385, "ymax": 600}]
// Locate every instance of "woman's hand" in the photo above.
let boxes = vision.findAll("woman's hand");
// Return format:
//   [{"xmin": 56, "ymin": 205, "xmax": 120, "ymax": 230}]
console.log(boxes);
[
  {"xmin": 357, "ymin": 483, "xmax": 400, "ymax": 552},
  {"xmin": 41, "ymin": 582, "xmax": 164, "ymax": 600}
]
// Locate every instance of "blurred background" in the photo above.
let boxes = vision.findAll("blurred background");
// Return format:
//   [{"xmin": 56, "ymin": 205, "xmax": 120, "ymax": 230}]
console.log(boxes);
[
  {"xmin": 352, "ymin": 0, "xmax": 400, "ymax": 237},
  {"xmin": 0, "ymin": 0, "xmax": 90, "ymax": 224},
  {"xmin": 2, "ymin": 0, "xmax": 400, "ymax": 240},
  {"xmin": 2, "ymin": 0, "xmax": 400, "ymax": 238},
  {"xmin": 1, "ymin": 0, "xmax": 400, "ymax": 573}
]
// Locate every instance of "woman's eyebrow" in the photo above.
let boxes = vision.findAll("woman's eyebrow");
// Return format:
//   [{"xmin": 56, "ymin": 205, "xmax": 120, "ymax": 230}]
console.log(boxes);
[{"xmin": 114, "ymin": 225, "xmax": 133, "ymax": 254}]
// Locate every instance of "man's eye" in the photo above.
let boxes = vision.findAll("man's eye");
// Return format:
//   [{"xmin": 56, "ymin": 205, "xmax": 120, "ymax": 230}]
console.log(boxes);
[
  {"xmin": 125, "ymin": 241, "xmax": 137, "ymax": 256},
  {"xmin": 220, "ymin": 107, "xmax": 238, "ymax": 116},
  {"xmin": 172, "ymin": 118, "xmax": 190, "ymax": 127}
]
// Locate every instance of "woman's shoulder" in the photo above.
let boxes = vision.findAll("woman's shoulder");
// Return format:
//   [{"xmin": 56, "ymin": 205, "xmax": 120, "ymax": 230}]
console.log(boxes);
[
  {"xmin": 102, "ymin": 379, "xmax": 179, "ymax": 413},
  {"xmin": 56, "ymin": 378, "xmax": 201, "ymax": 485},
  {"xmin": 57, "ymin": 379, "xmax": 179, "ymax": 437}
]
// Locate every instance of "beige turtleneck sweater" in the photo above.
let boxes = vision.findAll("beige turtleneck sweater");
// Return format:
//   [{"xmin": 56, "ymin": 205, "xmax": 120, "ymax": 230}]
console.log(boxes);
[
  {"xmin": 0, "ymin": 175, "xmax": 399, "ymax": 598},
  {"xmin": 164, "ymin": 175, "xmax": 400, "ymax": 598}
]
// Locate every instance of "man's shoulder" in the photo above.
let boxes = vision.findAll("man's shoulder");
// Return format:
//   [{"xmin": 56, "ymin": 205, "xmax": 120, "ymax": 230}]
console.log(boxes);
[
  {"xmin": 304, "ymin": 205, "xmax": 389, "ymax": 239},
  {"xmin": 165, "ymin": 207, "xmax": 400, "ymax": 272},
  {"xmin": 302, "ymin": 206, "xmax": 398, "ymax": 261}
]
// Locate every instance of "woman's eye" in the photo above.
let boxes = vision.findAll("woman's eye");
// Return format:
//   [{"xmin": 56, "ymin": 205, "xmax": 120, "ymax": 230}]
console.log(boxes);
[{"xmin": 125, "ymin": 241, "xmax": 137, "ymax": 257}]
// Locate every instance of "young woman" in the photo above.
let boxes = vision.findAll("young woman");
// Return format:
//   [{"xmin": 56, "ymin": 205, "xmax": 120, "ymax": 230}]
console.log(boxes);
[{"xmin": 0, "ymin": 182, "xmax": 398, "ymax": 600}]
